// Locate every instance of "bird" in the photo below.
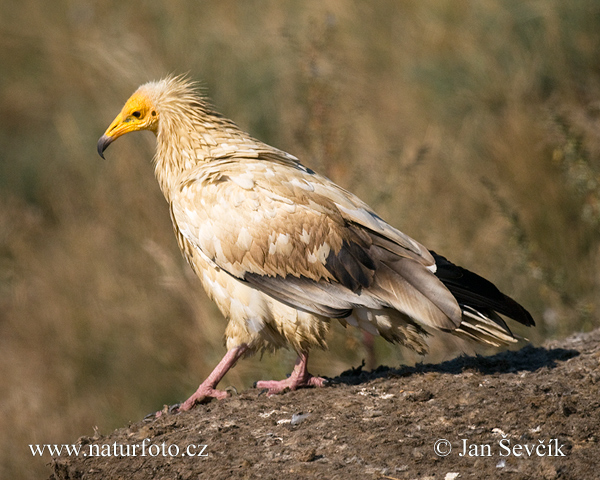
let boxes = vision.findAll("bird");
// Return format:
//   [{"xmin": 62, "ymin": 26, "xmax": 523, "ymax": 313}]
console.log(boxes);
[{"xmin": 98, "ymin": 75, "xmax": 534, "ymax": 411}]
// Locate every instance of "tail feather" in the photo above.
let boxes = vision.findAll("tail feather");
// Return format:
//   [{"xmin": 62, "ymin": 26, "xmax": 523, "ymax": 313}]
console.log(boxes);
[
  {"xmin": 430, "ymin": 251, "xmax": 534, "ymax": 345},
  {"xmin": 455, "ymin": 307, "xmax": 520, "ymax": 346}
]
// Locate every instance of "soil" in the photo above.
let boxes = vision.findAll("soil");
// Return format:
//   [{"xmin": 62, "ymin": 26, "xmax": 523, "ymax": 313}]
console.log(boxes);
[{"xmin": 49, "ymin": 329, "xmax": 600, "ymax": 480}]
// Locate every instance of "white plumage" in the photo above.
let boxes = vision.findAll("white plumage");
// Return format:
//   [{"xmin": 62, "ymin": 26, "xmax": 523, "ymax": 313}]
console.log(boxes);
[{"xmin": 98, "ymin": 76, "xmax": 534, "ymax": 411}]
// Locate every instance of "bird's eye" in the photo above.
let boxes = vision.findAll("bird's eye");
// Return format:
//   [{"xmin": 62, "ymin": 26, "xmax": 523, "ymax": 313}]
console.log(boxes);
[
  {"xmin": 132, "ymin": 111, "xmax": 142, "ymax": 118},
  {"xmin": 151, "ymin": 110, "xmax": 156, "ymax": 116}
]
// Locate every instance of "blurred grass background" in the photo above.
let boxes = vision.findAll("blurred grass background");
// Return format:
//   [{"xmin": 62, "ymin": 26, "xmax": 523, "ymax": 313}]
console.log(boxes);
[{"xmin": 1, "ymin": 0, "xmax": 599, "ymax": 477}]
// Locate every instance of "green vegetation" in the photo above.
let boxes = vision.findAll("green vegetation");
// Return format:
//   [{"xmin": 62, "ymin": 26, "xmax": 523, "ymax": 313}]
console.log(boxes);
[{"xmin": 1, "ymin": 1, "xmax": 599, "ymax": 478}]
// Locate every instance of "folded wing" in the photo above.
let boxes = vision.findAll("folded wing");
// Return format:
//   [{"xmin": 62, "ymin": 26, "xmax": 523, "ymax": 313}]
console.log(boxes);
[{"xmin": 170, "ymin": 156, "xmax": 463, "ymax": 332}]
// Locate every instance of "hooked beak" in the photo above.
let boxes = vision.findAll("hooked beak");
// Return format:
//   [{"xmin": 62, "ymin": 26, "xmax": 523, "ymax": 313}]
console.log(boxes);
[
  {"xmin": 96, "ymin": 110, "xmax": 139, "ymax": 159},
  {"xmin": 97, "ymin": 134, "xmax": 115, "ymax": 159},
  {"xmin": 97, "ymin": 111, "xmax": 126, "ymax": 159}
]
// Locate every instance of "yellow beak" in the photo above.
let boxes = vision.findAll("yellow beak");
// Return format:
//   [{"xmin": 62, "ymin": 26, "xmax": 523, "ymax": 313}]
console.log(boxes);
[{"xmin": 97, "ymin": 112, "xmax": 139, "ymax": 159}]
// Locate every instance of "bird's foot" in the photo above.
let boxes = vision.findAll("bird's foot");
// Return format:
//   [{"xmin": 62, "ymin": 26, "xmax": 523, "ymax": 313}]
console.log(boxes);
[
  {"xmin": 153, "ymin": 386, "xmax": 230, "ymax": 417},
  {"xmin": 150, "ymin": 403, "xmax": 180, "ymax": 419},
  {"xmin": 155, "ymin": 345, "xmax": 250, "ymax": 416},
  {"xmin": 177, "ymin": 384, "xmax": 231, "ymax": 411},
  {"xmin": 255, "ymin": 352, "xmax": 327, "ymax": 395},
  {"xmin": 256, "ymin": 374, "xmax": 328, "ymax": 395},
  {"xmin": 152, "ymin": 385, "xmax": 231, "ymax": 418}
]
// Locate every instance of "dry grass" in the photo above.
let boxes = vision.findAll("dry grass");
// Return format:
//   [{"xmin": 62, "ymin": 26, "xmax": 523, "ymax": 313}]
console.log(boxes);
[{"xmin": 1, "ymin": 1, "xmax": 599, "ymax": 478}]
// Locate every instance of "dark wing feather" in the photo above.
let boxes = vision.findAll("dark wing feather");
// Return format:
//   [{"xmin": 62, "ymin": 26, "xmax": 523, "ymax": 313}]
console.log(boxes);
[
  {"xmin": 323, "ymin": 228, "xmax": 377, "ymax": 292},
  {"xmin": 431, "ymin": 251, "xmax": 535, "ymax": 327}
]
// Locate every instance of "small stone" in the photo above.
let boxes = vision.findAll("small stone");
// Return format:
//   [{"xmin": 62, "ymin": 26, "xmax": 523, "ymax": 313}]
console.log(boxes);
[
  {"xmin": 406, "ymin": 390, "xmax": 433, "ymax": 402},
  {"xmin": 296, "ymin": 447, "xmax": 317, "ymax": 462}
]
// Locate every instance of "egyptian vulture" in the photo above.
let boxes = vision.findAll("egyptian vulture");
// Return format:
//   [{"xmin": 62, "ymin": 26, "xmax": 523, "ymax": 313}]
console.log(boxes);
[{"xmin": 98, "ymin": 76, "xmax": 534, "ymax": 411}]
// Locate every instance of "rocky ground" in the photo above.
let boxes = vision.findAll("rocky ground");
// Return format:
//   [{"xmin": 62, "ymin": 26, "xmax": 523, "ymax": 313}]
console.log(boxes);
[{"xmin": 49, "ymin": 329, "xmax": 599, "ymax": 480}]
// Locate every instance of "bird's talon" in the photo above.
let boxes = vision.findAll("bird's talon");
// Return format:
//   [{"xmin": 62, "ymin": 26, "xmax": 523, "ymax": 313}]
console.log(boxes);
[
  {"xmin": 257, "ymin": 388, "xmax": 269, "ymax": 397},
  {"xmin": 225, "ymin": 385, "xmax": 238, "ymax": 396}
]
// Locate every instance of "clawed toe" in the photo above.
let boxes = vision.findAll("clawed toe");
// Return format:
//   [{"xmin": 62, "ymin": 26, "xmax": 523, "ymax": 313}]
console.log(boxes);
[
  {"xmin": 255, "ymin": 352, "xmax": 327, "ymax": 395},
  {"xmin": 178, "ymin": 387, "xmax": 230, "ymax": 412},
  {"xmin": 255, "ymin": 374, "xmax": 328, "ymax": 395}
]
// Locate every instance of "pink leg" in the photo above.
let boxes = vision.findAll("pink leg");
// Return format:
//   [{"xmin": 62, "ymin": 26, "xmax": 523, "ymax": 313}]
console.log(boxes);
[
  {"xmin": 255, "ymin": 352, "xmax": 327, "ymax": 395},
  {"xmin": 178, "ymin": 344, "xmax": 249, "ymax": 412}
]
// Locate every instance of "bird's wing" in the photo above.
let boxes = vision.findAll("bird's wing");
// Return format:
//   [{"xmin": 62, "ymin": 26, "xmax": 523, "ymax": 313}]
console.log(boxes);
[{"xmin": 170, "ymin": 157, "xmax": 462, "ymax": 329}]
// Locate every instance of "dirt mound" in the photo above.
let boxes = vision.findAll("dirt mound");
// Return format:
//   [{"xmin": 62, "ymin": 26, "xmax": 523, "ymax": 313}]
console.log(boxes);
[{"xmin": 50, "ymin": 330, "xmax": 599, "ymax": 480}]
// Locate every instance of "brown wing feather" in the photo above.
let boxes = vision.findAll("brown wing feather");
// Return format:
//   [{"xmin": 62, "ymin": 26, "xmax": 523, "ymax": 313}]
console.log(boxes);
[{"xmin": 170, "ymin": 155, "xmax": 462, "ymax": 331}]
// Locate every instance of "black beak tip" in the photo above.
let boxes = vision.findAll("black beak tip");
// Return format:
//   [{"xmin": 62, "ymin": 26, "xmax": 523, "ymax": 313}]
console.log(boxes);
[{"xmin": 97, "ymin": 134, "xmax": 113, "ymax": 159}]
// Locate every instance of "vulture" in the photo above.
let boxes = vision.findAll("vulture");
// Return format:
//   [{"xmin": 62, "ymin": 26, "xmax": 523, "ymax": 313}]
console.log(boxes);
[{"xmin": 98, "ymin": 76, "xmax": 534, "ymax": 411}]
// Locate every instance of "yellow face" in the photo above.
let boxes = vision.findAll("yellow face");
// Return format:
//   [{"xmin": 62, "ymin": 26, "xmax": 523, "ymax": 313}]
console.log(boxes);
[{"xmin": 97, "ymin": 92, "xmax": 159, "ymax": 158}]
